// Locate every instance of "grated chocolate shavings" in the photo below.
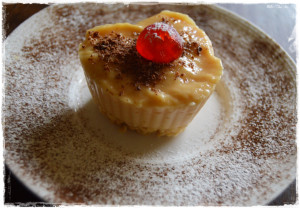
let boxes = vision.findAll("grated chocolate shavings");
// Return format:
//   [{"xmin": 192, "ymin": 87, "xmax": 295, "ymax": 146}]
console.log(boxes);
[
  {"xmin": 197, "ymin": 46, "xmax": 202, "ymax": 54},
  {"xmin": 88, "ymin": 31, "xmax": 172, "ymax": 87}
]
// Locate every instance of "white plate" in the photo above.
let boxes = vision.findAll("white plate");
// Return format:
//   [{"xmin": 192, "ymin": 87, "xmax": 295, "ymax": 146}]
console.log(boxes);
[{"xmin": 4, "ymin": 3, "xmax": 296, "ymax": 206}]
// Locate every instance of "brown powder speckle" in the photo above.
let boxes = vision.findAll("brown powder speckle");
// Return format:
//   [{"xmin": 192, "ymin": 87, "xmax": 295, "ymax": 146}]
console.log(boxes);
[{"xmin": 88, "ymin": 31, "xmax": 172, "ymax": 87}]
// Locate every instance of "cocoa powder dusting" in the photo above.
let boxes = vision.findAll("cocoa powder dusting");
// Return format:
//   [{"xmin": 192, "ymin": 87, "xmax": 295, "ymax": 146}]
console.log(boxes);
[
  {"xmin": 87, "ymin": 28, "xmax": 199, "ymax": 87},
  {"xmin": 88, "ymin": 31, "xmax": 171, "ymax": 87}
]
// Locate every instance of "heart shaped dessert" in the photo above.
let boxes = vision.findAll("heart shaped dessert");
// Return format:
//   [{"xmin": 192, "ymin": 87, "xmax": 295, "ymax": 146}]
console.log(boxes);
[{"xmin": 79, "ymin": 10, "xmax": 223, "ymax": 136}]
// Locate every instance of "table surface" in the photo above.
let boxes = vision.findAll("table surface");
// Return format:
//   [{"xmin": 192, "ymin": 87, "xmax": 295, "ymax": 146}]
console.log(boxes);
[{"xmin": 3, "ymin": 3, "xmax": 297, "ymax": 206}]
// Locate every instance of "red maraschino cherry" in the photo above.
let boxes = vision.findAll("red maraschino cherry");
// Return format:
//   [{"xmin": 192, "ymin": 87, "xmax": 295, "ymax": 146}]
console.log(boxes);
[{"xmin": 136, "ymin": 22, "xmax": 184, "ymax": 63}]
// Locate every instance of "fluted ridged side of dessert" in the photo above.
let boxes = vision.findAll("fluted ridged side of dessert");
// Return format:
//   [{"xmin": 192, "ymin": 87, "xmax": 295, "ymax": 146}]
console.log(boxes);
[{"xmin": 79, "ymin": 10, "xmax": 223, "ymax": 136}]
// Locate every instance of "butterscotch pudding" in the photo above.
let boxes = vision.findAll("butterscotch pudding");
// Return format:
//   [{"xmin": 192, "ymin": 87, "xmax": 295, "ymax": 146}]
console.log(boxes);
[{"xmin": 78, "ymin": 10, "xmax": 223, "ymax": 136}]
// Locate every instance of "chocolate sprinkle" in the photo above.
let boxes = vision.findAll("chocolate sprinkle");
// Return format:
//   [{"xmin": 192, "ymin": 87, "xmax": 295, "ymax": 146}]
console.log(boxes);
[{"xmin": 88, "ymin": 31, "xmax": 171, "ymax": 87}]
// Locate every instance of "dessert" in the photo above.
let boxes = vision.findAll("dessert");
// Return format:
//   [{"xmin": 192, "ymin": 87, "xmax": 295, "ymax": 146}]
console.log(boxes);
[{"xmin": 78, "ymin": 10, "xmax": 223, "ymax": 136}]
